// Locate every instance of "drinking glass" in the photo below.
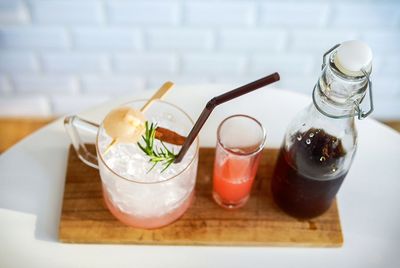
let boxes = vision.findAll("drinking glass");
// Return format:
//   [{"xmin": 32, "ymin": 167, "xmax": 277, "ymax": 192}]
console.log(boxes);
[
  {"xmin": 213, "ymin": 114, "xmax": 266, "ymax": 209},
  {"xmin": 64, "ymin": 100, "xmax": 199, "ymax": 229}
]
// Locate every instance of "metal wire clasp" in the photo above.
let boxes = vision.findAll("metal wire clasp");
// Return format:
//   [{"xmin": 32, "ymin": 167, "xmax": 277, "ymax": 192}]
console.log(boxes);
[{"xmin": 314, "ymin": 44, "xmax": 374, "ymax": 120}]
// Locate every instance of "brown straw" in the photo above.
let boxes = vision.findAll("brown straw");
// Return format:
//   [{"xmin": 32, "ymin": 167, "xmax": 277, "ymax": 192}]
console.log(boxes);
[{"xmin": 174, "ymin": 72, "xmax": 280, "ymax": 163}]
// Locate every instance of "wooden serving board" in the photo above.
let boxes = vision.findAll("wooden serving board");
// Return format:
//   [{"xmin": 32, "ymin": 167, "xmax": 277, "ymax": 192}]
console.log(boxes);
[{"xmin": 59, "ymin": 145, "xmax": 343, "ymax": 246}]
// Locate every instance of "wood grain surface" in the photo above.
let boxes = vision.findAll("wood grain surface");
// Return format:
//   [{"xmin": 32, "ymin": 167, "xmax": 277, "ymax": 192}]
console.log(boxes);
[
  {"xmin": 0, "ymin": 117, "xmax": 54, "ymax": 153},
  {"xmin": 59, "ymin": 145, "xmax": 343, "ymax": 247}
]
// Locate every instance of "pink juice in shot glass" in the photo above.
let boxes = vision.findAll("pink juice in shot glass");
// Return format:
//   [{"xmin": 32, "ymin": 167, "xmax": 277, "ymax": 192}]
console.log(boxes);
[
  {"xmin": 213, "ymin": 148, "xmax": 261, "ymax": 206},
  {"xmin": 212, "ymin": 115, "xmax": 266, "ymax": 209}
]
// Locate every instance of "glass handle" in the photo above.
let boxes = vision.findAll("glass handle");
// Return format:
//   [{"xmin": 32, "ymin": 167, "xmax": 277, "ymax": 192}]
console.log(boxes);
[{"xmin": 64, "ymin": 115, "xmax": 100, "ymax": 169}]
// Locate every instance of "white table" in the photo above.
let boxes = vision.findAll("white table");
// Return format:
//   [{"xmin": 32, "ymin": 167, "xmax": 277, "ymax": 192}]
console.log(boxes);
[{"xmin": 1, "ymin": 87, "xmax": 400, "ymax": 268}]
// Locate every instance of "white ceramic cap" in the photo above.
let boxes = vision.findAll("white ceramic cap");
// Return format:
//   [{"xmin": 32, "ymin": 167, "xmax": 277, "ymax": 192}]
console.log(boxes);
[{"xmin": 334, "ymin": 40, "xmax": 373, "ymax": 77}]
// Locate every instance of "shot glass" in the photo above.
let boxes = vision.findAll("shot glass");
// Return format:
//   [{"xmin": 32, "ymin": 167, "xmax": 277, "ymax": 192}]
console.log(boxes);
[{"xmin": 213, "ymin": 114, "xmax": 266, "ymax": 209}]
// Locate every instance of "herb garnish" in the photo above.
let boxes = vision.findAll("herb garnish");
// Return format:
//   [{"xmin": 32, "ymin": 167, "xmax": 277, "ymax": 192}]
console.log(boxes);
[{"xmin": 137, "ymin": 121, "xmax": 177, "ymax": 173}]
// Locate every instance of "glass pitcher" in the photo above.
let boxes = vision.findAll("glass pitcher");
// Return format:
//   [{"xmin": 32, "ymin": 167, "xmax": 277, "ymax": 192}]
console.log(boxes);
[
  {"xmin": 64, "ymin": 100, "xmax": 199, "ymax": 229},
  {"xmin": 271, "ymin": 40, "xmax": 374, "ymax": 218}
]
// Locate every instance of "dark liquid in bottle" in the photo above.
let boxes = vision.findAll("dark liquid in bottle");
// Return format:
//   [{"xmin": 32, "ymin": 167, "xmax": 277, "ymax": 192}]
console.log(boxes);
[{"xmin": 271, "ymin": 128, "xmax": 347, "ymax": 218}]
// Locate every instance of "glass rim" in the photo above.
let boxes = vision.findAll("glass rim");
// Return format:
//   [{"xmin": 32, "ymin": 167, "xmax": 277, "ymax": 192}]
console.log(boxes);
[
  {"xmin": 217, "ymin": 114, "xmax": 267, "ymax": 157},
  {"xmin": 95, "ymin": 99, "xmax": 199, "ymax": 185}
]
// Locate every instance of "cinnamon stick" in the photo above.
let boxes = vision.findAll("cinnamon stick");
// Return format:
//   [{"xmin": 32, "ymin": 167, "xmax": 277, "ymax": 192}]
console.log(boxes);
[{"xmin": 155, "ymin": 127, "xmax": 186, "ymax": 146}]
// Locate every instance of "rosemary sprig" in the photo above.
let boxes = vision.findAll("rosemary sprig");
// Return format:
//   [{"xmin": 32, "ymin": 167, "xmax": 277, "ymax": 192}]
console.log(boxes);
[{"xmin": 137, "ymin": 121, "xmax": 177, "ymax": 173}]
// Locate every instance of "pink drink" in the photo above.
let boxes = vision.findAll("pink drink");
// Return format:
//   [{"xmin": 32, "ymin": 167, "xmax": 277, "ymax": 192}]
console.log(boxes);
[
  {"xmin": 103, "ymin": 188, "xmax": 194, "ymax": 229},
  {"xmin": 213, "ymin": 151, "xmax": 261, "ymax": 208},
  {"xmin": 97, "ymin": 100, "xmax": 199, "ymax": 229},
  {"xmin": 212, "ymin": 115, "xmax": 266, "ymax": 209}
]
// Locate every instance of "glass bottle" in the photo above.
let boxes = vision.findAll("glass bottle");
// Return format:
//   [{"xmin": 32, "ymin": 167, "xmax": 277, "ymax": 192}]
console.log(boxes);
[{"xmin": 271, "ymin": 40, "xmax": 374, "ymax": 219}]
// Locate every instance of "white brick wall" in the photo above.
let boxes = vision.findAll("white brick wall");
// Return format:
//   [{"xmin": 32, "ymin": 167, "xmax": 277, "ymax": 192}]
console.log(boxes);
[
  {"xmin": 0, "ymin": 75, "xmax": 12, "ymax": 94},
  {"xmin": 80, "ymin": 75, "xmax": 145, "ymax": 94},
  {"xmin": 0, "ymin": 1, "xmax": 29, "ymax": 24},
  {"xmin": 29, "ymin": 0, "xmax": 104, "ymax": 25},
  {"xmin": 182, "ymin": 54, "xmax": 246, "ymax": 75},
  {"xmin": 331, "ymin": 3, "xmax": 399, "ymax": 28},
  {"xmin": 41, "ymin": 52, "xmax": 109, "ymax": 73},
  {"xmin": 113, "ymin": 53, "xmax": 177, "ymax": 74},
  {"xmin": 219, "ymin": 29, "xmax": 286, "ymax": 52},
  {"xmin": 107, "ymin": 1, "xmax": 179, "ymax": 26},
  {"xmin": 185, "ymin": 2, "xmax": 255, "ymax": 27},
  {"xmin": 12, "ymin": 75, "xmax": 78, "ymax": 94},
  {"xmin": 0, "ymin": 26, "xmax": 69, "ymax": 49},
  {"xmin": 72, "ymin": 27, "xmax": 142, "ymax": 50},
  {"xmin": 0, "ymin": 52, "xmax": 39, "ymax": 73},
  {"xmin": 0, "ymin": 0, "xmax": 399, "ymax": 119},
  {"xmin": 259, "ymin": 2, "xmax": 330, "ymax": 27},
  {"xmin": 147, "ymin": 29, "xmax": 214, "ymax": 52}
]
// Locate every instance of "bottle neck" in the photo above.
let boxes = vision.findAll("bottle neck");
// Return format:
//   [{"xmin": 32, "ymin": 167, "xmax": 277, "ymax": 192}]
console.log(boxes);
[
  {"xmin": 313, "ymin": 85, "xmax": 355, "ymax": 119},
  {"xmin": 313, "ymin": 59, "xmax": 369, "ymax": 119},
  {"xmin": 307, "ymin": 100, "xmax": 354, "ymax": 132}
]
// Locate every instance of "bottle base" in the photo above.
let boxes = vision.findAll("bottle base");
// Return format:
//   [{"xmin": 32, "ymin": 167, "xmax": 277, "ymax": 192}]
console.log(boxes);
[{"xmin": 271, "ymin": 191, "xmax": 332, "ymax": 219}]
